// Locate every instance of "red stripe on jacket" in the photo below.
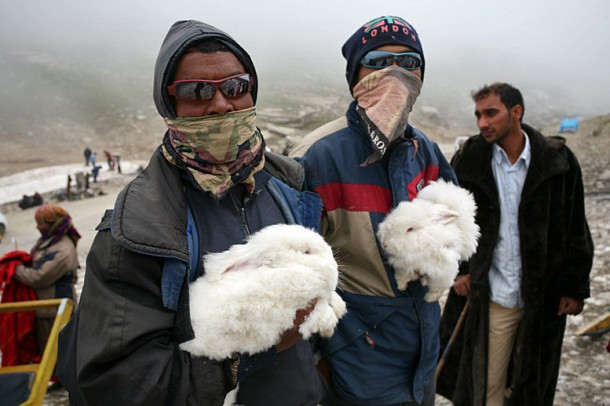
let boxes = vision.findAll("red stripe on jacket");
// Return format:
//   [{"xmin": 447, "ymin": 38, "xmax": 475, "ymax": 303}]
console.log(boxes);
[
  {"xmin": 407, "ymin": 165, "xmax": 440, "ymax": 200},
  {"xmin": 314, "ymin": 183, "xmax": 393, "ymax": 213}
]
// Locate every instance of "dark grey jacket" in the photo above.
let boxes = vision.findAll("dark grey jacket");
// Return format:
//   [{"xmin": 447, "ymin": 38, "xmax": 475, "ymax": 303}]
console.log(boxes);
[
  {"xmin": 57, "ymin": 149, "xmax": 323, "ymax": 405},
  {"xmin": 56, "ymin": 20, "xmax": 324, "ymax": 406},
  {"xmin": 57, "ymin": 149, "xmax": 227, "ymax": 405}
]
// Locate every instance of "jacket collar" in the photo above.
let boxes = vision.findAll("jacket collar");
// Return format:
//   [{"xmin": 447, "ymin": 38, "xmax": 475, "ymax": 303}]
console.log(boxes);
[
  {"xmin": 520, "ymin": 124, "xmax": 569, "ymax": 200},
  {"xmin": 491, "ymin": 129, "xmax": 531, "ymax": 169},
  {"xmin": 111, "ymin": 147, "xmax": 190, "ymax": 262},
  {"xmin": 456, "ymin": 123, "xmax": 569, "ymax": 200}
]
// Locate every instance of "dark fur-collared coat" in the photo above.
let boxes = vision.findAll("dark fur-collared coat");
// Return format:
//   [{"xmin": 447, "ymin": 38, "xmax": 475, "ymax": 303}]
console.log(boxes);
[{"xmin": 436, "ymin": 124, "xmax": 594, "ymax": 406}]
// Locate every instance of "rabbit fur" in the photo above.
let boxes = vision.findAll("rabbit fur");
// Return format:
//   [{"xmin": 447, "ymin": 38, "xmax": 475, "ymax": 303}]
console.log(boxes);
[
  {"xmin": 417, "ymin": 179, "xmax": 480, "ymax": 260},
  {"xmin": 377, "ymin": 180, "xmax": 480, "ymax": 302},
  {"xmin": 179, "ymin": 224, "xmax": 346, "ymax": 360}
]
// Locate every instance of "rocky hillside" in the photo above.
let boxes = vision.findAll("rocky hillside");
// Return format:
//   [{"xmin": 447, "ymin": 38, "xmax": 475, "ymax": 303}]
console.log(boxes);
[{"xmin": 541, "ymin": 114, "xmax": 610, "ymax": 195}]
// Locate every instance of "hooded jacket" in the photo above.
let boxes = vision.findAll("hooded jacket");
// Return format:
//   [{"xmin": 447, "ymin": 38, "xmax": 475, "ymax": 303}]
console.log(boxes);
[
  {"xmin": 153, "ymin": 20, "xmax": 258, "ymax": 118},
  {"xmin": 57, "ymin": 20, "xmax": 324, "ymax": 406},
  {"xmin": 436, "ymin": 125, "xmax": 593, "ymax": 405}
]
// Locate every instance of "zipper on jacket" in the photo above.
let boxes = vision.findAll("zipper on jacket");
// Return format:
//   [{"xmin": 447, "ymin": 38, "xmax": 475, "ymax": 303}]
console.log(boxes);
[
  {"xmin": 229, "ymin": 191, "xmax": 251, "ymax": 236},
  {"xmin": 407, "ymin": 285, "xmax": 421, "ymax": 325}
]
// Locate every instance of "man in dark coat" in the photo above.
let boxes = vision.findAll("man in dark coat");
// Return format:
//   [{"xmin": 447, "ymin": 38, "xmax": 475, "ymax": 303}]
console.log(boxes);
[
  {"xmin": 437, "ymin": 82, "xmax": 593, "ymax": 406},
  {"xmin": 56, "ymin": 20, "xmax": 325, "ymax": 406},
  {"xmin": 83, "ymin": 147, "xmax": 91, "ymax": 167}
]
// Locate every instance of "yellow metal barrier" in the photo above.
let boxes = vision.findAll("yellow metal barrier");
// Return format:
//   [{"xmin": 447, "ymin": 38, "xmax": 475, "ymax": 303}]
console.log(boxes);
[
  {"xmin": 0, "ymin": 298, "xmax": 74, "ymax": 406},
  {"xmin": 575, "ymin": 311, "xmax": 610, "ymax": 336}
]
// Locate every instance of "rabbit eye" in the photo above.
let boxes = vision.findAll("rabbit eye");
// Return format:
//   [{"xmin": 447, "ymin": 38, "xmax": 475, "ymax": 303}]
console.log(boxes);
[
  {"xmin": 304, "ymin": 249, "xmax": 311, "ymax": 254},
  {"xmin": 406, "ymin": 228, "xmax": 414, "ymax": 232}
]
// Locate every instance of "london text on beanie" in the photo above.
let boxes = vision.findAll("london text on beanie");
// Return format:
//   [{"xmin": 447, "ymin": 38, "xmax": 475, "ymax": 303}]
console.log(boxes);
[{"xmin": 342, "ymin": 15, "xmax": 425, "ymax": 90}]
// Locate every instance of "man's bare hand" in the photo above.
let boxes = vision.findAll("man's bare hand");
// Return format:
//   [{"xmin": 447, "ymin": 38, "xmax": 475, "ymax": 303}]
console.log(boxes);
[
  {"xmin": 453, "ymin": 274, "xmax": 471, "ymax": 297},
  {"xmin": 276, "ymin": 299, "xmax": 317, "ymax": 353},
  {"xmin": 557, "ymin": 296, "xmax": 584, "ymax": 316}
]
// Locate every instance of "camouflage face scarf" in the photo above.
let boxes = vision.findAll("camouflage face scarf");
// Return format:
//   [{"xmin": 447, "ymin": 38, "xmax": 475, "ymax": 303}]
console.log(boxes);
[
  {"xmin": 353, "ymin": 65, "xmax": 422, "ymax": 165},
  {"xmin": 162, "ymin": 107, "xmax": 265, "ymax": 198}
]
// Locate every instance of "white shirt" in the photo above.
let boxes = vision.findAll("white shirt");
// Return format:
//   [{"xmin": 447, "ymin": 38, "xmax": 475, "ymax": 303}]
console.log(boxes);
[{"xmin": 488, "ymin": 131, "xmax": 531, "ymax": 309}]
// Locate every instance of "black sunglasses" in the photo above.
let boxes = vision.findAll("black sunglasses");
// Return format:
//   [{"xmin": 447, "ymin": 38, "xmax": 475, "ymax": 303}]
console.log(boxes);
[
  {"xmin": 360, "ymin": 51, "xmax": 422, "ymax": 70},
  {"xmin": 167, "ymin": 74, "xmax": 253, "ymax": 101}
]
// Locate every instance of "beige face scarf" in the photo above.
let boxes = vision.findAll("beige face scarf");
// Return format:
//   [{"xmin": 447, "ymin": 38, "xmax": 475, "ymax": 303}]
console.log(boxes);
[
  {"xmin": 162, "ymin": 107, "xmax": 265, "ymax": 198},
  {"xmin": 352, "ymin": 65, "xmax": 422, "ymax": 165}
]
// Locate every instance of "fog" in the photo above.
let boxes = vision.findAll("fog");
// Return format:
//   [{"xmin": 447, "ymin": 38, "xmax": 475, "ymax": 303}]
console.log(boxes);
[{"xmin": 1, "ymin": 0, "xmax": 609, "ymax": 134}]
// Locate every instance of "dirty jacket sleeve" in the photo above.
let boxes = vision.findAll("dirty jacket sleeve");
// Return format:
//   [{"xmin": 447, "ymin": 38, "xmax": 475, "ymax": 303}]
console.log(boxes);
[{"xmin": 56, "ymin": 222, "xmax": 226, "ymax": 406}]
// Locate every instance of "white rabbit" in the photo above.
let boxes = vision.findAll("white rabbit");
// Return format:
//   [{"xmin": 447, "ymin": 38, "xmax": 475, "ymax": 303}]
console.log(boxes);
[
  {"xmin": 377, "ymin": 181, "xmax": 479, "ymax": 302},
  {"xmin": 180, "ymin": 224, "xmax": 346, "ymax": 361},
  {"xmin": 377, "ymin": 199, "xmax": 462, "ymax": 301},
  {"xmin": 416, "ymin": 179, "xmax": 480, "ymax": 260}
]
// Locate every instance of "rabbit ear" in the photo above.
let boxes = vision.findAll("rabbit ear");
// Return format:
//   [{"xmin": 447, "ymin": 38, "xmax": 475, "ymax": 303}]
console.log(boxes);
[
  {"xmin": 202, "ymin": 242, "xmax": 260, "ymax": 279},
  {"xmin": 431, "ymin": 205, "xmax": 459, "ymax": 225},
  {"xmin": 222, "ymin": 261, "xmax": 249, "ymax": 274}
]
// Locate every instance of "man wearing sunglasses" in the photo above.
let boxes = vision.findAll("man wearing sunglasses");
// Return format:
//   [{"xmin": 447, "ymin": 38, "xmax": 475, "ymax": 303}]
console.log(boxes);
[
  {"xmin": 56, "ymin": 20, "xmax": 325, "ymax": 406},
  {"xmin": 437, "ymin": 83, "xmax": 593, "ymax": 405},
  {"xmin": 291, "ymin": 15, "xmax": 457, "ymax": 406}
]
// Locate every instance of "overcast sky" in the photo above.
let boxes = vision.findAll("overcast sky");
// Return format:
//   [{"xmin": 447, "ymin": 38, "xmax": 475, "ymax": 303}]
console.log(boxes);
[{"xmin": 1, "ymin": 0, "xmax": 609, "ymax": 119}]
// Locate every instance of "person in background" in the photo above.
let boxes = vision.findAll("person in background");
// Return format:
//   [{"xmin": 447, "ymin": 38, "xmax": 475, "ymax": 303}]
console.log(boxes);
[
  {"xmin": 436, "ymin": 83, "xmax": 593, "ymax": 406},
  {"xmin": 90, "ymin": 164, "xmax": 102, "ymax": 183},
  {"xmin": 291, "ymin": 15, "xmax": 457, "ymax": 406},
  {"xmin": 115, "ymin": 154, "xmax": 122, "ymax": 174},
  {"xmin": 0, "ymin": 213, "xmax": 8, "ymax": 243},
  {"xmin": 56, "ymin": 20, "xmax": 324, "ymax": 406},
  {"xmin": 89, "ymin": 151, "xmax": 97, "ymax": 167},
  {"xmin": 83, "ymin": 147, "xmax": 91, "ymax": 167},
  {"xmin": 14, "ymin": 204, "xmax": 80, "ymax": 353},
  {"xmin": 103, "ymin": 150, "xmax": 115, "ymax": 171}
]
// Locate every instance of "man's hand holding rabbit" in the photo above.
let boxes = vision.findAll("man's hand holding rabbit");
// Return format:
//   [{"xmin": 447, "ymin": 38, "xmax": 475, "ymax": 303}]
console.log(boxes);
[{"xmin": 276, "ymin": 298, "xmax": 318, "ymax": 353}]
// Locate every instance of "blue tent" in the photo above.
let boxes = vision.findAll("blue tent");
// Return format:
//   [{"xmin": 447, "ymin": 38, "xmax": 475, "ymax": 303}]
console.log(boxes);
[{"xmin": 558, "ymin": 117, "xmax": 579, "ymax": 133}]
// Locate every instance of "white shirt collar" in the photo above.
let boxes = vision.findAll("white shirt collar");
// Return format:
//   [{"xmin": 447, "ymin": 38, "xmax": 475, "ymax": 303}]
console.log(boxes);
[{"xmin": 492, "ymin": 130, "xmax": 531, "ymax": 168}]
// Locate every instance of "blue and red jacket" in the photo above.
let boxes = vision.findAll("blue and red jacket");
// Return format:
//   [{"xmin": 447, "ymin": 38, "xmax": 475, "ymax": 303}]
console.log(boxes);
[{"xmin": 297, "ymin": 101, "xmax": 457, "ymax": 405}]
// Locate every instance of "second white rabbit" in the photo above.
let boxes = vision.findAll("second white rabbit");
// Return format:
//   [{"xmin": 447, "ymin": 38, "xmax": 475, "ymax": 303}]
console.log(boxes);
[{"xmin": 377, "ymin": 180, "xmax": 480, "ymax": 302}]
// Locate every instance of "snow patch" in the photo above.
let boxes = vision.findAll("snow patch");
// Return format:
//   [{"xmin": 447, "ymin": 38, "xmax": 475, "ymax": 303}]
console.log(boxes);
[{"xmin": 0, "ymin": 161, "xmax": 145, "ymax": 205}]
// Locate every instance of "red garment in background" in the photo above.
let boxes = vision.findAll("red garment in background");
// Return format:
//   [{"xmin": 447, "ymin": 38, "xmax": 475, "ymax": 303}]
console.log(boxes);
[{"xmin": 0, "ymin": 250, "xmax": 40, "ymax": 366}]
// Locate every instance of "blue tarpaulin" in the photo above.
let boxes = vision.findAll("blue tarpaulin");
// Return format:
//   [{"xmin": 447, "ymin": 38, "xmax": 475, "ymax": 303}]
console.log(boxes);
[{"xmin": 559, "ymin": 117, "xmax": 579, "ymax": 133}]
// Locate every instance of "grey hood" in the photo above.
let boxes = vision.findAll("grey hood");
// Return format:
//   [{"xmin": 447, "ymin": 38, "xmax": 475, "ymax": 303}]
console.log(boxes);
[{"xmin": 153, "ymin": 20, "xmax": 258, "ymax": 119}]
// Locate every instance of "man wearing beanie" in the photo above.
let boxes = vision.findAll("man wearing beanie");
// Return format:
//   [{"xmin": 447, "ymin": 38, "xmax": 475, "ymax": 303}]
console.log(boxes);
[
  {"xmin": 56, "ymin": 20, "xmax": 325, "ymax": 406},
  {"xmin": 291, "ymin": 16, "xmax": 457, "ymax": 406}
]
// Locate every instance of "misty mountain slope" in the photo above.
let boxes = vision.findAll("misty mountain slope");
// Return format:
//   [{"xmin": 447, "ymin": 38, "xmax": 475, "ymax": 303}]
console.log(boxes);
[
  {"xmin": 0, "ymin": 48, "xmax": 164, "ymax": 176},
  {"xmin": 2, "ymin": 45, "xmax": 606, "ymax": 179},
  {"xmin": 0, "ymin": 48, "xmax": 155, "ymax": 125}
]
